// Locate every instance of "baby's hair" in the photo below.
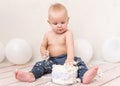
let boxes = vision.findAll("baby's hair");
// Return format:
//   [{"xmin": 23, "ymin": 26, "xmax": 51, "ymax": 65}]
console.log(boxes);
[{"xmin": 48, "ymin": 3, "xmax": 68, "ymax": 19}]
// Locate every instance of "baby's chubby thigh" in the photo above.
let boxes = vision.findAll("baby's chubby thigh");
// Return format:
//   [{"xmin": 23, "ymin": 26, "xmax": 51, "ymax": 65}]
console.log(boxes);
[{"xmin": 31, "ymin": 60, "xmax": 53, "ymax": 78}]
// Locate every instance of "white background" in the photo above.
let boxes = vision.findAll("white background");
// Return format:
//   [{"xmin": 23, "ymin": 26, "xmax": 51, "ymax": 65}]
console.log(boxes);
[{"xmin": 0, "ymin": 0, "xmax": 120, "ymax": 61}]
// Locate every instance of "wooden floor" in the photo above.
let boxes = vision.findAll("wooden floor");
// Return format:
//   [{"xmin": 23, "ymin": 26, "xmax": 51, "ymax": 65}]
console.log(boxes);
[{"xmin": 0, "ymin": 58, "xmax": 120, "ymax": 86}]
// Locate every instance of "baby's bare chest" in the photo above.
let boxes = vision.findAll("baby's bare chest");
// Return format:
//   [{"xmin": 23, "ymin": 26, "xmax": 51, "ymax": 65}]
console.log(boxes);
[{"xmin": 48, "ymin": 35, "xmax": 66, "ymax": 45}]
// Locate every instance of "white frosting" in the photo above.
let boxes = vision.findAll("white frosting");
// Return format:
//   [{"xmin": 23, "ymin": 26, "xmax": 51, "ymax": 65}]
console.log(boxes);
[{"xmin": 52, "ymin": 64, "xmax": 78, "ymax": 85}]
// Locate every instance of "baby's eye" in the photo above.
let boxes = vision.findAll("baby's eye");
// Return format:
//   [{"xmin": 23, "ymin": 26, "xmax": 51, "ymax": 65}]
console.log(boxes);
[
  {"xmin": 53, "ymin": 22, "xmax": 58, "ymax": 25},
  {"xmin": 61, "ymin": 22, "xmax": 65, "ymax": 24}
]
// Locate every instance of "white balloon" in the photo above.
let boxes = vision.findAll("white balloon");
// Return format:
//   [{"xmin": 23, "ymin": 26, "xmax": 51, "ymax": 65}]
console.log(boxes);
[
  {"xmin": 0, "ymin": 42, "xmax": 5, "ymax": 62},
  {"xmin": 74, "ymin": 39, "xmax": 93, "ymax": 63},
  {"xmin": 5, "ymin": 38, "xmax": 32, "ymax": 64},
  {"xmin": 102, "ymin": 37, "xmax": 120, "ymax": 62}
]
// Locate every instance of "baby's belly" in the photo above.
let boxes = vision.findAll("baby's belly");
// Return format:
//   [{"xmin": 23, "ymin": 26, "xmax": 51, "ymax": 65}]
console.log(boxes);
[{"xmin": 48, "ymin": 47, "xmax": 67, "ymax": 57}]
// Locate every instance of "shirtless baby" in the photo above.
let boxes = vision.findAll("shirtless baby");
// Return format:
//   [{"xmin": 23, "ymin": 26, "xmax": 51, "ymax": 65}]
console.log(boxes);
[{"xmin": 15, "ymin": 3, "xmax": 98, "ymax": 84}]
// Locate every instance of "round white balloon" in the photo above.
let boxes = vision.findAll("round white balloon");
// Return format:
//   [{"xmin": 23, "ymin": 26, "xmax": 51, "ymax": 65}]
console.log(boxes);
[
  {"xmin": 74, "ymin": 39, "xmax": 93, "ymax": 63},
  {"xmin": 0, "ymin": 42, "xmax": 5, "ymax": 62},
  {"xmin": 102, "ymin": 37, "xmax": 120, "ymax": 62},
  {"xmin": 5, "ymin": 38, "xmax": 32, "ymax": 64}
]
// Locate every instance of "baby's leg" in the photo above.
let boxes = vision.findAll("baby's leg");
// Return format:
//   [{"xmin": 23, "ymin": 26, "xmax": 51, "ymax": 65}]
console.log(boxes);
[
  {"xmin": 15, "ymin": 70, "xmax": 35, "ymax": 82},
  {"xmin": 15, "ymin": 60, "xmax": 53, "ymax": 82},
  {"xmin": 82, "ymin": 66, "xmax": 98, "ymax": 84},
  {"xmin": 75, "ymin": 57, "xmax": 98, "ymax": 84}
]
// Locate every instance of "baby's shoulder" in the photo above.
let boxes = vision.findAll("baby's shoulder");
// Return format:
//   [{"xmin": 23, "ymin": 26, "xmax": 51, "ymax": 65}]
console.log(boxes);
[
  {"xmin": 44, "ymin": 30, "xmax": 52, "ymax": 36},
  {"xmin": 65, "ymin": 30, "xmax": 73, "ymax": 35}
]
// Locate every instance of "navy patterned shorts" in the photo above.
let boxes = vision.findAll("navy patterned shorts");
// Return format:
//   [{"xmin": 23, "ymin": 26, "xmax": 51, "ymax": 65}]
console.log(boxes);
[{"xmin": 31, "ymin": 54, "xmax": 88, "ymax": 82}]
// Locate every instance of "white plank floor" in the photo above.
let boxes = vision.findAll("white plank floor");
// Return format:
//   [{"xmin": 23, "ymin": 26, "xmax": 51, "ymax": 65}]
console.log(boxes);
[{"xmin": 0, "ymin": 58, "xmax": 120, "ymax": 86}]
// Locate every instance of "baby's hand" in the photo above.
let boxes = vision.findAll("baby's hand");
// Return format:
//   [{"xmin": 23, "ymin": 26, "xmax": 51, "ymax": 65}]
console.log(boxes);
[
  {"xmin": 65, "ymin": 60, "xmax": 74, "ymax": 66},
  {"xmin": 42, "ymin": 50, "xmax": 49, "ymax": 58},
  {"xmin": 65, "ymin": 60, "xmax": 77, "ymax": 66},
  {"xmin": 65, "ymin": 62, "xmax": 74, "ymax": 66}
]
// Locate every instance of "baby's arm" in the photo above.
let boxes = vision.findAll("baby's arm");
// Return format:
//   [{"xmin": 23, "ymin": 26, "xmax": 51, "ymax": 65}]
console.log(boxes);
[
  {"xmin": 40, "ymin": 33, "xmax": 48, "ymax": 57},
  {"xmin": 65, "ymin": 30, "xmax": 75, "ymax": 64}
]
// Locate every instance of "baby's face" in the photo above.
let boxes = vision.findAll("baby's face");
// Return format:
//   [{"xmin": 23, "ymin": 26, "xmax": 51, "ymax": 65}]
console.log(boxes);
[{"xmin": 48, "ymin": 11, "xmax": 69, "ymax": 34}]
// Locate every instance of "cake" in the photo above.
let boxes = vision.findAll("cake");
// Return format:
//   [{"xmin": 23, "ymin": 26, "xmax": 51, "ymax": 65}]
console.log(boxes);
[{"xmin": 51, "ymin": 64, "xmax": 78, "ymax": 85}]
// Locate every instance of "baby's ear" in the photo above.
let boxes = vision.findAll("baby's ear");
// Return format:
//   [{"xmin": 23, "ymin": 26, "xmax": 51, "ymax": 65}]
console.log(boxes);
[
  {"xmin": 67, "ymin": 17, "xmax": 70, "ymax": 22},
  {"xmin": 68, "ymin": 17, "xmax": 70, "ymax": 20},
  {"xmin": 47, "ymin": 20, "xmax": 50, "ymax": 24}
]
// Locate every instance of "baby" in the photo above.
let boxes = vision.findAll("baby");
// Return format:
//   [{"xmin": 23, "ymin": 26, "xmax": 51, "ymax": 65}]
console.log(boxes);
[{"xmin": 15, "ymin": 3, "xmax": 98, "ymax": 84}]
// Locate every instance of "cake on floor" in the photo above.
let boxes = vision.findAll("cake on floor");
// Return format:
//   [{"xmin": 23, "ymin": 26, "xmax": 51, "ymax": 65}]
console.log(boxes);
[{"xmin": 52, "ymin": 64, "xmax": 78, "ymax": 85}]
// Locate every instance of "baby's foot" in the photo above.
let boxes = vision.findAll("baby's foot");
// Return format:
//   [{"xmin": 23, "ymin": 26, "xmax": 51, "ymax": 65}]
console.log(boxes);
[
  {"xmin": 82, "ymin": 66, "xmax": 98, "ymax": 84},
  {"xmin": 14, "ymin": 70, "xmax": 35, "ymax": 82}
]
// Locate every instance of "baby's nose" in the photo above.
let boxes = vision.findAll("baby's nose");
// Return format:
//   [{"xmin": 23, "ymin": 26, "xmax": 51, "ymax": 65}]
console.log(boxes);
[{"xmin": 58, "ymin": 23, "xmax": 62, "ymax": 27}]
